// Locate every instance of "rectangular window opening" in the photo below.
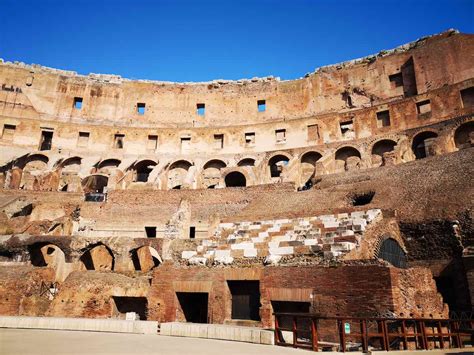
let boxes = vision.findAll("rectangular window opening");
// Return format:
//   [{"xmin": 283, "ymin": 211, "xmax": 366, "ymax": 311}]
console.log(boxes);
[
  {"xmin": 257, "ymin": 100, "xmax": 266, "ymax": 112},
  {"xmin": 189, "ymin": 226, "xmax": 196, "ymax": 239},
  {"xmin": 340, "ymin": 119, "xmax": 355, "ymax": 138},
  {"xmin": 137, "ymin": 103, "xmax": 146, "ymax": 115},
  {"xmin": 2, "ymin": 124, "xmax": 16, "ymax": 141},
  {"xmin": 77, "ymin": 131, "xmax": 90, "ymax": 148},
  {"xmin": 307, "ymin": 124, "xmax": 319, "ymax": 141},
  {"xmin": 114, "ymin": 134, "xmax": 125, "ymax": 149},
  {"xmin": 39, "ymin": 130, "xmax": 53, "ymax": 151},
  {"xmin": 145, "ymin": 226, "xmax": 157, "ymax": 238},
  {"xmin": 147, "ymin": 135, "xmax": 158, "ymax": 150},
  {"xmin": 376, "ymin": 110, "xmax": 391, "ymax": 128},
  {"xmin": 416, "ymin": 100, "xmax": 432, "ymax": 116},
  {"xmin": 245, "ymin": 132, "xmax": 255, "ymax": 146},
  {"xmin": 213, "ymin": 134, "xmax": 224, "ymax": 149},
  {"xmin": 197, "ymin": 103, "xmax": 205, "ymax": 116},
  {"xmin": 460, "ymin": 87, "xmax": 474, "ymax": 108},
  {"xmin": 73, "ymin": 97, "xmax": 83, "ymax": 110},
  {"xmin": 181, "ymin": 136, "xmax": 191, "ymax": 150},
  {"xmin": 389, "ymin": 73, "xmax": 403, "ymax": 89},
  {"xmin": 275, "ymin": 129, "xmax": 286, "ymax": 143}
]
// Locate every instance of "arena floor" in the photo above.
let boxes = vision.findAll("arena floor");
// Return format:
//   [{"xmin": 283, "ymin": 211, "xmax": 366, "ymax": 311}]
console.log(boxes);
[{"xmin": 0, "ymin": 328, "xmax": 307, "ymax": 355}]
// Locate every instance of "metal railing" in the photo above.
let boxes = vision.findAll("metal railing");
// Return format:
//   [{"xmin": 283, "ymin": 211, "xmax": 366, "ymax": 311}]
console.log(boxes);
[
  {"xmin": 273, "ymin": 313, "xmax": 473, "ymax": 352},
  {"xmin": 84, "ymin": 192, "xmax": 106, "ymax": 202}
]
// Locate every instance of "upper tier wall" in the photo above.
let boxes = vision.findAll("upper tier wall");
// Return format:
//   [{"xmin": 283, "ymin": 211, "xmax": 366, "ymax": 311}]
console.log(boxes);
[{"xmin": 1, "ymin": 30, "xmax": 473, "ymax": 128}]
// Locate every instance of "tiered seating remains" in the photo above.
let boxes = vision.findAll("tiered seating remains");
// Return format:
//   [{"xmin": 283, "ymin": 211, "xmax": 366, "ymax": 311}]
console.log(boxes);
[{"xmin": 181, "ymin": 209, "xmax": 382, "ymax": 265}]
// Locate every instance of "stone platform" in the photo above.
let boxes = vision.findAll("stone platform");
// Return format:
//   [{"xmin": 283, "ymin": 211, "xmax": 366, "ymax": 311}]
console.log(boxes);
[{"xmin": 159, "ymin": 322, "xmax": 274, "ymax": 345}]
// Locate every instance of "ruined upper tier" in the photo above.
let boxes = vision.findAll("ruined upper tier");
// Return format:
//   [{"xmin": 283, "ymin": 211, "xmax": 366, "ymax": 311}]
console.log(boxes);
[{"xmin": 1, "ymin": 30, "xmax": 473, "ymax": 128}]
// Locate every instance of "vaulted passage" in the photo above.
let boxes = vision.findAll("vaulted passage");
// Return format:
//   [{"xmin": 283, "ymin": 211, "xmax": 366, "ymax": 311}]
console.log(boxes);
[
  {"xmin": 225, "ymin": 171, "xmax": 246, "ymax": 187},
  {"xmin": 412, "ymin": 131, "xmax": 438, "ymax": 159},
  {"xmin": 80, "ymin": 244, "xmax": 114, "ymax": 271},
  {"xmin": 176, "ymin": 292, "xmax": 208, "ymax": 323},
  {"xmin": 228, "ymin": 281, "xmax": 261, "ymax": 321}
]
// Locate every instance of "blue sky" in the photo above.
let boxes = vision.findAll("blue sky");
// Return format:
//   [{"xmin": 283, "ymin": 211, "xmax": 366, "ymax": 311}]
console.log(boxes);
[{"xmin": 1, "ymin": 0, "xmax": 473, "ymax": 82}]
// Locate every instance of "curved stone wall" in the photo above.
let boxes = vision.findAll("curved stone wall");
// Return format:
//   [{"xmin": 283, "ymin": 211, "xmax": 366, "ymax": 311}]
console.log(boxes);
[{"xmin": 0, "ymin": 30, "xmax": 473, "ymax": 192}]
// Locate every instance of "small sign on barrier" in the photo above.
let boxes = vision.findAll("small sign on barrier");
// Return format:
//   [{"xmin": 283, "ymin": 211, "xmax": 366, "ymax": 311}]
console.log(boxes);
[{"xmin": 344, "ymin": 322, "xmax": 350, "ymax": 334}]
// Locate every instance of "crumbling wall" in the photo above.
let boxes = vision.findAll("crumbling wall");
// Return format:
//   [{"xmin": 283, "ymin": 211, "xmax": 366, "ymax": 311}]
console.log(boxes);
[
  {"xmin": 0, "ymin": 265, "xmax": 55, "ymax": 316},
  {"xmin": 47, "ymin": 271, "xmax": 149, "ymax": 319}
]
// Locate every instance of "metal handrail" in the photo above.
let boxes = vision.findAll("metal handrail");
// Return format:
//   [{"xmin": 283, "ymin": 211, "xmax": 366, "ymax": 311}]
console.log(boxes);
[{"xmin": 273, "ymin": 313, "xmax": 473, "ymax": 352}]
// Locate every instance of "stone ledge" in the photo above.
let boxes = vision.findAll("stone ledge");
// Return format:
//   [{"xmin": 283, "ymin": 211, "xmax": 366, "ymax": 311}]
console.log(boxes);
[
  {"xmin": 0, "ymin": 316, "xmax": 158, "ymax": 335},
  {"xmin": 159, "ymin": 322, "xmax": 274, "ymax": 345}
]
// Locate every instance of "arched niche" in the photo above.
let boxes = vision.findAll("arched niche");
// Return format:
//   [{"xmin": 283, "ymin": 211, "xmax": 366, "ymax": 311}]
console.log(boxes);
[
  {"xmin": 130, "ymin": 246, "xmax": 161, "ymax": 272},
  {"xmin": 412, "ymin": 131, "xmax": 438, "ymax": 159},
  {"xmin": 300, "ymin": 151, "xmax": 322, "ymax": 183},
  {"xmin": 371, "ymin": 140, "xmax": 397, "ymax": 166},
  {"xmin": 97, "ymin": 159, "xmax": 121, "ymax": 175},
  {"xmin": 168, "ymin": 160, "xmax": 192, "ymax": 189},
  {"xmin": 27, "ymin": 242, "xmax": 65, "ymax": 268},
  {"xmin": 80, "ymin": 243, "xmax": 114, "ymax": 271},
  {"xmin": 237, "ymin": 158, "xmax": 255, "ymax": 167},
  {"xmin": 19, "ymin": 154, "xmax": 50, "ymax": 190},
  {"xmin": 224, "ymin": 171, "xmax": 247, "ymax": 187},
  {"xmin": 454, "ymin": 121, "xmax": 474, "ymax": 150},
  {"xmin": 201, "ymin": 159, "xmax": 226, "ymax": 188},
  {"xmin": 335, "ymin": 146, "xmax": 361, "ymax": 171},
  {"xmin": 58, "ymin": 157, "xmax": 82, "ymax": 192},
  {"xmin": 132, "ymin": 160, "xmax": 157, "ymax": 182},
  {"xmin": 268, "ymin": 154, "xmax": 290, "ymax": 178},
  {"xmin": 81, "ymin": 174, "xmax": 109, "ymax": 193}
]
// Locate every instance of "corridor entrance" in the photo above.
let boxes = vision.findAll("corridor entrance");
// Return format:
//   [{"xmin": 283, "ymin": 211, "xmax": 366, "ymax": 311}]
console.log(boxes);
[
  {"xmin": 176, "ymin": 292, "xmax": 208, "ymax": 323},
  {"xmin": 228, "ymin": 281, "xmax": 261, "ymax": 321}
]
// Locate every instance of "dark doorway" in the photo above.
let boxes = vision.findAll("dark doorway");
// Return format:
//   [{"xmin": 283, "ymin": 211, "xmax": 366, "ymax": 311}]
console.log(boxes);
[
  {"xmin": 228, "ymin": 281, "xmax": 261, "ymax": 321},
  {"xmin": 189, "ymin": 226, "xmax": 196, "ymax": 239},
  {"xmin": 112, "ymin": 296, "xmax": 148, "ymax": 320},
  {"xmin": 145, "ymin": 226, "xmax": 156, "ymax": 238},
  {"xmin": 176, "ymin": 292, "xmax": 208, "ymax": 323},
  {"xmin": 435, "ymin": 276, "xmax": 456, "ymax": 311},
  {"xmin": 39, "ymin": 131, "xmax": 53, "ymax": 151}
]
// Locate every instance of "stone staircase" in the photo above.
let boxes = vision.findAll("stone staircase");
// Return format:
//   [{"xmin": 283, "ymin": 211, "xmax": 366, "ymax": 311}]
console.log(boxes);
[{"xmin": 181, "ymin": 209, "xmax": 382, "ymax": 265}]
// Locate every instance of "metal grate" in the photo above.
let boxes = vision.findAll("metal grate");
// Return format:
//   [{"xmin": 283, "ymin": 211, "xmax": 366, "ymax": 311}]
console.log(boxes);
[{"xmin": 378, "ymin": 238, "xmax": 407, "ymax": 268}]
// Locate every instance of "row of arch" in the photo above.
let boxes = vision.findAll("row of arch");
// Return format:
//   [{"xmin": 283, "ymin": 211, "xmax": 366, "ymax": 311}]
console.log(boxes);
[
  {"xmin": 27, "ymin": 242, "xmax": 162, "ymax": 273},
  {"xmin": 2, "ymin": 121, "xmax": 473, "ymax": 192}
]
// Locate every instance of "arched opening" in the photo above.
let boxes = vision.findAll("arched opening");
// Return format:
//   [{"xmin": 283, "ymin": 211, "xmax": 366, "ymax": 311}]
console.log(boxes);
[
  {"xmin": 454, "ymin": 121, "xmax": 474, "ymax": 150},
  {"xmin": 27, "ymin": 242, "xmax": 65, "ymax": 268},
  {"xmin": 201, "ymin": 159, "xmax": 226, "ymax": 188},
  {"xmin": 18, "ymin": 154, "xmax": 50, "ymax": 190},
  {"xmin": 269, "ymin": 155, "xmax": 290, "ymax": 178},
  {"xmin": 80, "ymin": 243, "xmax": 114, "ymax": 271},
  {"xmin": 335, "ymin": 147, "xmax": 361, "ymax": 171},
  {"xmin": 237, "ymin": 158, "xmax": 255, "ymax": 167},
  {"xmin": 133, "ymin": 160, "xmax": 157, "ymax": 182},
  {"xmin": 371, "ymin": 140, "xmax": 397, "ymax": 166},
  {"xmin": 59, "ymin": 157, "xmax": 82, "ymax": 192},
  {"xmin": 130, "ymin": 246, "xmax": 161, "ymax": 272},
  {"xmin": 412, "ymin": 131, "xmax": 438, "ymax": 159},
  {"xmin": 300, "ymin": 151, "xmax": 322, "ymax": 186},
  {"xmin": 377, "ymin": 238, "xmax": 407, "ymax": 268},
  {"xmin": 81, "ymin": 175, "xmax": 109, "ymax": 193},
  {"xmin": 225, "ymin": 171, "xmax": 247, "ymax": 187},
  {"xmin": 97, "ymin": 159, "xmax": 121, "ymax": 175},
  {"xmin": 168, "ymin": 160, "xmax": 192, "ymax": 189}
]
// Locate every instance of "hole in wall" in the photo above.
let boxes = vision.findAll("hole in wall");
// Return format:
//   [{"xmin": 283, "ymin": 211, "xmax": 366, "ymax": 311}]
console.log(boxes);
[{"xmin": 349, "ymin": 191, "xmax": 375, "ymax": 206}]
